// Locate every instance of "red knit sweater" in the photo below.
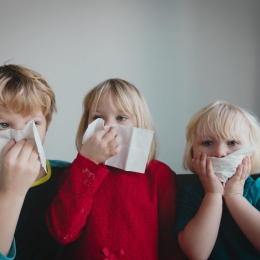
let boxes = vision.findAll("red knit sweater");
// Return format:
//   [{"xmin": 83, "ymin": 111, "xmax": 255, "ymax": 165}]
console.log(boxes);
[{"xmin": 46, "ymin": 153, "xmax": 182, "ymax": 260}]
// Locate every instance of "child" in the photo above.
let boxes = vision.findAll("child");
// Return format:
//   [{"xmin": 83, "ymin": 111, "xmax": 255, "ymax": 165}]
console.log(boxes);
[
  {"xmin": 174, "ymin": 100, "xmax": 260, "ymax": 259},
  {"xmin": 0, "ymin": 64, "xmax": 69, "ymax": 260},
  {"xmin": 46, "ymin": 78, "xmax": 182, "ymax": 259}
]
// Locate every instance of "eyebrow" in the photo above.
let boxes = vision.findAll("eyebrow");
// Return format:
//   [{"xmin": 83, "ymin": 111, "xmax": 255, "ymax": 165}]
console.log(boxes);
[
  {"xmin": 31, "ymin": 115, "xmax": 45, "ymax": 120},
  {"xmin": 94, "ymin": 109, "xmax": 128, "ymax": 114}
]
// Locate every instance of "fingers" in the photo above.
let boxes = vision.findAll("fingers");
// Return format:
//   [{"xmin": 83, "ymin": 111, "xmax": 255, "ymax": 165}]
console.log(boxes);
[
  {"xmin": 97, "ymin": 126, "xmax": 120, "ymax": 150},
  {"xmin": 104, "ymin": 127, "xmax": 121, "ymax": 157},
  {"xmin": 0, "ymin": 139, "xmax": 41, "ymax": 197},
  {"xmin": 234, "ymin": 156, "xmax": 250, "ymax": 181},
  {"xmin": 193, "ymin": 152, "xmax": 224, "ymax": 194},
  {"xmin": 3, "ymin": 139, "xmax": 39, "ymax": 164},
  {"xmin": 206, "ymin": 158, "xmax": 213, "ymax": 177},
  {"xmin": 242, "ymin": 156, "xmax": 251, "ymax": 177},
  {"xmin": 224, "ymin": 156, "xmax": 250, "ymax": 197},
  {"xmin": 1, "ymin": 139, "xmax": 16, "ymax": 158},
  {"xmin": 81, "ymin": 126, "xmax": 121, "ymax": 164},
  {"xmin": 17, "ymin": 139, "xmax": 37, "ymax": 160},
  {"xmin": 101, "ymin": 126, "xmax": 118, "ymax": 142},
  {"xmin": 108, "ymin": 135, "xmax": 121, "ymax": 157},
  {"xmin": 193, "ymin": 152, "xmax": 208, "ymax": 176}
]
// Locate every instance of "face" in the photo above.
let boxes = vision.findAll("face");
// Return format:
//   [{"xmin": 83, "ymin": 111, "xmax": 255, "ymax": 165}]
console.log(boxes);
[
  {"xmin": 193, "ymin": 130, "xmax": 251, "ymax": 158},
  {"xmin": 88, "ymin": 92, "xmax": 137, "ymax": 127},
  {"xmin": 0, "ymin": 110, "xmax": 47, "ymax": 143}
]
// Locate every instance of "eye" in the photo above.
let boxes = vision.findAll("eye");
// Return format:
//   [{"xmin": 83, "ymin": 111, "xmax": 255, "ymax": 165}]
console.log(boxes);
[
  {"xmin": 34, "ymin": 121, "xmax": 40, "ymax": 126},
  {"xmin": 202, "ymin": 140, "xmax": 213, "ymax": 146},
  {"xmin": 117, "ymin": 116, "xmax": 127, "ymax": 121},
  {"xmin": 0, "ymin": 123, "xmax": 10, "ymax": 130},
  {"xmin": 227, "ymin": 140, "xmax": 238, "ymax": 146}
]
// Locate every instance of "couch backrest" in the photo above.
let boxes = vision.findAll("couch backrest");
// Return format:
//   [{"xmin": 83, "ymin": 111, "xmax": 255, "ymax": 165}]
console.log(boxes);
[{"xmin": 176, "ymin": 173, "xmax": 260, "ymax": 188}]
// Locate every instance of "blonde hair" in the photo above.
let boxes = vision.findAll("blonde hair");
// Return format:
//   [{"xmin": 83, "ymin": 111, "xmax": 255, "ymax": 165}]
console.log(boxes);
[
  {"xmin": 76, "ymin": 78, "xmax": 157, "ymax": 162},
  {"xmin": 183, "ymin": 100, "xmax": 260, "ymax": 174},
  {"xmin": 0, "ymin": 64, "xmax": 56, "ymax": 126}
]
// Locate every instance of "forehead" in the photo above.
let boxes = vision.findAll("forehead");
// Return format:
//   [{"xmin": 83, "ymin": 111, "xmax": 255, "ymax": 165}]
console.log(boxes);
[
  {"xmin": 0, "ymin": 107, "xmax": 45, "ymax": 118},
  {"xmin": 196, "ymin": 117, "xmax": 250, "ymax": 141},
  {"xmin": 93, "ymin": 90, "xmax": 133, "ymax": 113}
]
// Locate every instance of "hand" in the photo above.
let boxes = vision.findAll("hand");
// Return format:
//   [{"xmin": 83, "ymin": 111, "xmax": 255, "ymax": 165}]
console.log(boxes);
[
  {"xmin": 80, "ymin": 126, "xmax": 121, "ymax": 164},
  {"xmin": 224, "ymin": 156, "xmax": 250, "ymax": 197},
  {"xmin": 193, "ymin": 152, "xmax": 224, "ymax": 195},
  {"xmin": 0, "ymin": 139, "xmax": 41, "ymax": 198}
]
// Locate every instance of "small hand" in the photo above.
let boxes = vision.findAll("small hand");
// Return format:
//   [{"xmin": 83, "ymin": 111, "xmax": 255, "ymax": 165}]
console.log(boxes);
[
  {"xmin": 80, "ymin": 126, "xmax": 121, "ymax": 164},
  {"xmin": 193, "ymin": 152, "xmax": 224, "ymax": 195},
  {"xmin": 224, "ymin": 156, "xmax": 250, "ymax": 197},
  {"xmin": 0, "ymin": 139, "xmax": 41, "ymax": 198}
]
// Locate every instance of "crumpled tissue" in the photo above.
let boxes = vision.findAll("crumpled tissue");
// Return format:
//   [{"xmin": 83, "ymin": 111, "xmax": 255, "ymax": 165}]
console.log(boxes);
[
  {"xmin": 0, "ymin": 120, "xmax": 46, "ymax": 172},
  {"xmin": 208, "ymin": 146, "xmax": 254, "ymax": 183},
  {"xmin": 82, "ymin": 118, "xmax": 154, "ymax": 173}
]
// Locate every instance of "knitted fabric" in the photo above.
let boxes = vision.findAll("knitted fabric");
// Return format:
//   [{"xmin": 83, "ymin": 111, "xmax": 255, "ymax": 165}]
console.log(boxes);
[{"xmin": 46, "ymin": 153, "xmax": 182, "ymax": 260}]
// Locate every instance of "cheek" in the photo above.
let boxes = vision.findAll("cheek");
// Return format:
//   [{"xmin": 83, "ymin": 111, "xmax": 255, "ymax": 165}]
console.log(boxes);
[
  {"xmin": 131, "ymin": 117, "xmax": 138, "ymax": 128},
  {"xmin": 38, "ymin": 128, "xmax": 47, "ymax": 143},
  {"xmin": 192, "ymin": 145, "xmax": 207, "ymax": 157},
  {"xmin": 87, "ymin": 118, "xmax": 93, "ymax": 125}
]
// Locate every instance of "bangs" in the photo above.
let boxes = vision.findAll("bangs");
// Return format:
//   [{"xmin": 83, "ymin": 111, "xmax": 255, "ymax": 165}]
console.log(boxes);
[
  {"xmin": 109, "ymin": 87, "xmax": 134, "ymax": 115},
  {"xmin": 197, "ymin": 107, "xmax": 249, "ymax": 141},
  {"xmin": 0, "ymin": 80, "xmax": 50, "ymax": 117},
  {"xmin": 90, "ymin": 81, "xmax": 135, "ymax": 116}
]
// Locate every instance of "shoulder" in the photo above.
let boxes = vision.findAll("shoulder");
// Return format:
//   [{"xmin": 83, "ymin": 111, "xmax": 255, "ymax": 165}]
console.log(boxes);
[
  {"xmin": 49, "ymin": 159, "xmax": 71, "ymax": 168},
  {"xmin": 244, "ymin": 175, "xmax": 260, "ymax": 207},
  {"xmin": 145, "ymin": 160, "xmax": 177, "ymax": 185},
  {"xmin": 146, "ymin": 159, "xmax": 176, "ymax": 175},
  {"xmin": 48, "ymin": 160, "xmax": 71, "ymax": 186}
]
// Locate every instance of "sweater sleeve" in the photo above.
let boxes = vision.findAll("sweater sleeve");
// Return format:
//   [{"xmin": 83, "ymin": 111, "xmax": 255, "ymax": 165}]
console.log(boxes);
[
  {"xmin": 154, "ymin": 161, "xmax": 184, "ymax": 260},
  {"xmin": 46, "ymin": 153, "xmax": 109, "ymax": 245}
]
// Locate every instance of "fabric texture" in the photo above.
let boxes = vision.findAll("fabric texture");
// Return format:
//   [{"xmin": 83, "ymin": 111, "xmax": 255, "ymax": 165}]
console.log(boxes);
[
  {"xmin": 12, "ymin": 161, "xmax": 69, "ymax": 260},
  {"xmin": 46, "ymin": 153, "xmax": 182, "ymax": 260},
  {"xmin": 174, "ymin": 176, "xmax": 260, "ymax": 260}
]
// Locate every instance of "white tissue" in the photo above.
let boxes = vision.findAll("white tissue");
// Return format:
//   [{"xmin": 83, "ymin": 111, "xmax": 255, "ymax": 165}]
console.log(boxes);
[
  {"xmin": 82, "ymin": 118, "xmax": 154, "ymax": 173},
  {"xmin": 209, "ymin": 146, "xmax": 254, "ymax": 183},
  {"xmin": 0, "ymin": 121, "xmax": 46, "ymax": 172}
]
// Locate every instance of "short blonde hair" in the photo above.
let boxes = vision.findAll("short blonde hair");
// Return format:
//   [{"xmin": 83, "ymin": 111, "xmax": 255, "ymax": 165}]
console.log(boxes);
[
  {"xmin": 183, "ymin": 100, "xmax": 260, "ymax": 174},
  {"xmin": 76, "ymin": 78, "xmax": 157, "ymax": 162},
  {"xmin": 0, "ymin": 64, "xmax": 56, "ymax": 126}
]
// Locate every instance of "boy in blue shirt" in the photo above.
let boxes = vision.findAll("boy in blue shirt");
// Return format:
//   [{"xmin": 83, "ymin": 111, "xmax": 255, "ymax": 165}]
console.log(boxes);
[{"xmin": 0, "ymin": 64, "xmax": 69, "ymax": 260}]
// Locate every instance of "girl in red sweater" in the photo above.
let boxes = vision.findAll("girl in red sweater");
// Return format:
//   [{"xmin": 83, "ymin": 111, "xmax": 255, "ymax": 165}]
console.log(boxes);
[{"xmin": 46, "ymin": 79, "xmax": 181, "ymax": 260}]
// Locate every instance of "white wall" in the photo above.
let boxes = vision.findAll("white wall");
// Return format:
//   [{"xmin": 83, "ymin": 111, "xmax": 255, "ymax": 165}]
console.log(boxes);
[{"xmin": 0, "ymin": 0, "xmax": 259, "ymax": 174}]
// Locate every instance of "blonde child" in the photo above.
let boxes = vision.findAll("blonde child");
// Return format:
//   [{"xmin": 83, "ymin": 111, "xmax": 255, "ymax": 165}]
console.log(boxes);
[
  {"xmin": 46, "ymin": 78, "xmax": 182, "ymax": 259},
  {"xmin": 0, "ymin": 64, "xmax": 69, "ymax": 260},
  {"xmin": 174, "ymin": 100, "xmax": 260, "ymax": 259}
]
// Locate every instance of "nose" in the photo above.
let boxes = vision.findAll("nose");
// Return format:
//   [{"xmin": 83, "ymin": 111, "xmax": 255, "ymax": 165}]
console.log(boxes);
[
  {"xmin": 213, "ymin": 144, "xmax": 228, "ymax": 158},
  {"xmin": 104, "ymin": 118, "xmax": 116, "ymax": 127},
  {"xmin": 13, "ymin": 124, "xmax": 26, "ymax": 131}
]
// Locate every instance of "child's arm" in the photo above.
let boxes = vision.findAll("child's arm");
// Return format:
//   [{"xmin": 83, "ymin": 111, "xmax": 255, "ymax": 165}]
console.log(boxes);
[
  {"xmin": 0, "ymin": 139, "xmax": 41, "ymax": 256},
  {"xmin": 178, "ymin": 153, "xmax": 223, "ymax": 260},
  {"xmin": 224, "ymin": 156, "xmax": 260, "ymax": 252},
  {"xmin": 46, "ymin": 127, "xmax": 121, "ymax": 244}
]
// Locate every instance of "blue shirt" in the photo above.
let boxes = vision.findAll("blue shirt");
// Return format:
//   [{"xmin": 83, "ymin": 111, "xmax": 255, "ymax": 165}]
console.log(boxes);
[{"xmin": 174, "ymin": 176, "xmax": 260, "ymax": 260}]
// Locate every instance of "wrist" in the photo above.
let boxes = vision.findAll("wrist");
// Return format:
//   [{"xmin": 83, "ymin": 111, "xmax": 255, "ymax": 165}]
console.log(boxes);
[
  {"xmin": 0, "ymin": 189, "xmax": 26, "ymax": 205},
  {"xmin": 224, "ymin": 192, "xmax": 243, "ymax": 200},
  {"xmin": 204, "ymin": 192, "xmax": 223, "ymax": 201},
  {"xmin": 205, "ymin": 191, "xmax": 223, "ymax": 196}
]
